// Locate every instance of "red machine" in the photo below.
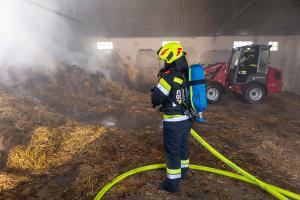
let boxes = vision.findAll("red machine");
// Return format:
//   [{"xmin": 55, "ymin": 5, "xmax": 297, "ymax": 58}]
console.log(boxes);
[{"xmin": 205, "ymin": 45, "xmax": 283, "ymax": 104}]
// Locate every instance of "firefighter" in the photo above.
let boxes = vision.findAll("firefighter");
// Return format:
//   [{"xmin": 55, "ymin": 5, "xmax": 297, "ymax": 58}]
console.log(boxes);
[{"xmin": 151, "ymin": 42, "xmax": 193, "ymax": 192}]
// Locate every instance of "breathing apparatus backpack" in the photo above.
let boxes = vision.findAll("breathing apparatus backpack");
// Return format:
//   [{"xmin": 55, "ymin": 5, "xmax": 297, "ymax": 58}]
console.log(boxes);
[{"xmin": 181, "ymin": 64, "xmax": 207, "ymax": 122}]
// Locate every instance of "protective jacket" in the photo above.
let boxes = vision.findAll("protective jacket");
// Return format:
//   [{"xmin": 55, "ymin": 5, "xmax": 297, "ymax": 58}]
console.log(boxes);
[{"xmin": 151, "ymin": 67, "xmax": 189, "ymax": 122}]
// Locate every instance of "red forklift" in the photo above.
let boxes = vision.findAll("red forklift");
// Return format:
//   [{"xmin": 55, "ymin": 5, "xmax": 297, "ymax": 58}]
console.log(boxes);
[{"xmin": 205, "ymin": 45, "xmax": 283, "ymax": 104}]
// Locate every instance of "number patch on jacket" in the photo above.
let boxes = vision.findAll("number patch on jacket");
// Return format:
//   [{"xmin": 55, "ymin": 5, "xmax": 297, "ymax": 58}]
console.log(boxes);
[{"xmin": 176, "ymin": 90, "xmax": 182, "ymax": 104}]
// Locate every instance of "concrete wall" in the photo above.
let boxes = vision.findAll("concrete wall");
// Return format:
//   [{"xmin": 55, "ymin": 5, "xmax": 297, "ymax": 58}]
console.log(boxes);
[
  {"xmin": 282, "ymin": 36, "xmax": 300, "ymax": 95},
  {"xmin": 87, "ymin": 35, "xmax": 300, "ymax": 95}
]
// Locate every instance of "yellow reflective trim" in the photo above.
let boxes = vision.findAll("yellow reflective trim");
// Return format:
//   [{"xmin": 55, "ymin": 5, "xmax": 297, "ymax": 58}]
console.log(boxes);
[
  {"xmin": 249, "ymin": 64, "xmax": 257, "ymax": 67},
  {"xmin": 163, "ymin": 114, "xmax": 184, "ymax": 119},
  {"xmin": 181, "ymin": 159, "xmax": 189, "ymax": 164},
  {"xmin": 173, "ymin": 77, "xmax": 183, "ymax": 85},
  {"xmin": 159, "ymin": 78, "xmax": 171, "ymax": 92},
  {"xmin": 166, "ymin": 168, "xmax": 181, "ymax": 174}
]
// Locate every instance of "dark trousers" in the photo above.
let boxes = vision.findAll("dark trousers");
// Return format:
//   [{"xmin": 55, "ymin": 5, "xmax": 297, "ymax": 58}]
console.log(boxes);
[{"xmin": 163, "ymin": 119, "xmax": 193, "ymax": 188}]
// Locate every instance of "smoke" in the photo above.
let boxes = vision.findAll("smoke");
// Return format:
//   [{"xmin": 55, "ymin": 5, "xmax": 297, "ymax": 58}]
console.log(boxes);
[
  {"xmin": 0, "ymin": 0, "xmax": 148, "ymax": 92},
  {"xmin": 0, "ymin": 0, "xmax": 72, "ymax": 66},
  {"xmin": 0, "ymin": 0, "xmax": 97, "ymax": 88}
]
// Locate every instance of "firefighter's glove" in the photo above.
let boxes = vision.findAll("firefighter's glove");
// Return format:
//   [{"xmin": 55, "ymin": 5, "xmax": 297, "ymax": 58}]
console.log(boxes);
[
  {"xmin": 150, "ymin": 86, "xmax": 155, "ymax": 92},
  {"xmin": 153, "ymin": 105, "xmax": 163, "ymax": 112}
]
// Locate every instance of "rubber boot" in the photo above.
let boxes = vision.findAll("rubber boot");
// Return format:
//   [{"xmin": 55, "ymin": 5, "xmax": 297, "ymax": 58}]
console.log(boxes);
[
  {"xmin": 158, "ymin": 179, "xmax": 179, "ymax": 193},
  {"xmin": 181, "ymin": 169, "xmax": 189, "ymax": 181}
]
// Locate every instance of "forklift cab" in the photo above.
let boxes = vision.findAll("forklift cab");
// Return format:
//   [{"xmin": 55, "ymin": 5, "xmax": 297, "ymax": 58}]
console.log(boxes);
[{"xmin": 228, "ymin": 45, "xmax": 271, "ymax": 85}]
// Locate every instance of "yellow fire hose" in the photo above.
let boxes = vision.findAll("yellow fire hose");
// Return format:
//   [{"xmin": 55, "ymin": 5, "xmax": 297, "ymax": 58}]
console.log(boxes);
[{"xmin": 94, "ymin": 129, "xmax": 300, "ymax": 200}]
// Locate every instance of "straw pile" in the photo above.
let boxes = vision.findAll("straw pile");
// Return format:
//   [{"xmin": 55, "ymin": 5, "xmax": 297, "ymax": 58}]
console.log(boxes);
[
  {"xmin": 1, "ymin": 64, "xmax": 299, "ymax": 200},
  {"xmin": 7, "ymin": 123, "xmax": 107, "ymax": 172},
  {"xmin": 0, "ymin": 172, "xmax": 28, "ymax": 191},
  {"xmin": 6, "ymin": 64, "xmax": 148, "ymax": 119}
]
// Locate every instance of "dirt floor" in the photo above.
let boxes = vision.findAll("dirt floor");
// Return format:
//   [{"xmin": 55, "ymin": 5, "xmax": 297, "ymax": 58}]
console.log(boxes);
[{"xmin": 0, "ymin": 65, "xmax": 299, "ymax": 200}]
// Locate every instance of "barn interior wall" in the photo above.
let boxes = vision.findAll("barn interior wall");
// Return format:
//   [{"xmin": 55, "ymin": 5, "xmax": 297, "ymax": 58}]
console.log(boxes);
[
  {"xmin": 88, "ymin": 35, "xmax": 300, "ymax": 94},
  {"xmin": 282, "ymin": 35, "xmax": 300, "ymax": 95}
]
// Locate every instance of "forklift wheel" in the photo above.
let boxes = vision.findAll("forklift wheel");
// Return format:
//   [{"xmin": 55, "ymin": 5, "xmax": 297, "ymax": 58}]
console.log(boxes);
[
  {"xmin": 243, "ymin": 84, "xmax": 266, "ymax": 104},
  {"xmin": 206, "ymin": 83, "xmax": 222, "ymax": 104}
]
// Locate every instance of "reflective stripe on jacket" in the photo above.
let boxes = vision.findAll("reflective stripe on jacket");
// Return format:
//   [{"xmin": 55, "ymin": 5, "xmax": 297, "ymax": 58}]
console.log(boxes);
[{"xmin": 163, "ymin": 114, "xmax": 189, "ymax": 122}]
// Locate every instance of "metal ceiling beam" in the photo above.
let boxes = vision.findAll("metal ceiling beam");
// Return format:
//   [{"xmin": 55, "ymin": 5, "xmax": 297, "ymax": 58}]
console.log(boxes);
[
  {"xmin": 21, "ymin": 0, "xmax": 98, "ymax": 31},
  {"xmin": 216, "ymin": 0, "xmax": 256, "ymax": 35}
]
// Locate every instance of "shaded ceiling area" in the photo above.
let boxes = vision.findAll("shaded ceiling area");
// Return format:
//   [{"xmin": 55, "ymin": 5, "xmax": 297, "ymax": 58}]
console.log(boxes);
[
  {"xmin": 97, "ymin": 0, "xmax": 300, "ymax": 37},
  {"xmin": 25, "ymin": 0, "xmax": 300, "ymax": 37}
]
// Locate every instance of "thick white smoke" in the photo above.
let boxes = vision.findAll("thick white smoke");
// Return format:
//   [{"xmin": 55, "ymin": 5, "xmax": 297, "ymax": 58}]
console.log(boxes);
[
  {"xmin": 0, "ymin": 0, "xmax": 74, "ymax": 66},
  {"xmin": 0, "ymin": 0, "xmax": 96, "ymax": 88},
  {"xmin": 0, "ymin": 0, "xmax": 135, "ymax": 90}
]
